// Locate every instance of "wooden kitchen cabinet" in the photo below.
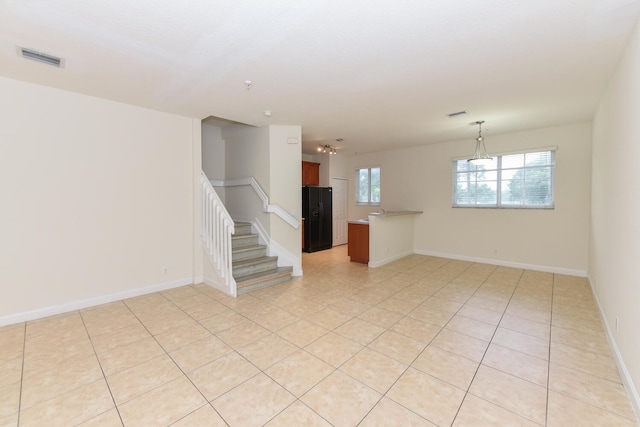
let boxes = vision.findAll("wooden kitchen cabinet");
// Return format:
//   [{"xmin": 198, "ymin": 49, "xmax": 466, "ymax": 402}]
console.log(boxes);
[
  {"xmin": 302, "ymin": 161, "xmax": 320, "ymax": 186},
  {"xmin": 348, "ymin": 222, "xmax": 369, "ymax": 263}
]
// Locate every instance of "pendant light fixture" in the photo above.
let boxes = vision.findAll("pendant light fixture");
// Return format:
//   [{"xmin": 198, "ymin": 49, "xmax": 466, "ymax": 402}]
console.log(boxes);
[{"xmin": 468, "ymin": 120, "xmax": 492, "ymax": 164}]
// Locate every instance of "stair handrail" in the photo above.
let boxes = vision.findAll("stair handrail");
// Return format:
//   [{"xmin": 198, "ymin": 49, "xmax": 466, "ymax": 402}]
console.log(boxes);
[
  {"xmin": 200, "ymin": 171, "xmax": 236, "ymax": 295},
  {"xmin": 210, "ymin": 177, "xmax": 300, "ymax": 229}
]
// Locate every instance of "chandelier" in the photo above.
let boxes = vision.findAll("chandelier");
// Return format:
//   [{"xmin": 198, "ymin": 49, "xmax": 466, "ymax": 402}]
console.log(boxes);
[{"xmin": 468, "ymin": 120, "xmax": 492, "ymax": 164}]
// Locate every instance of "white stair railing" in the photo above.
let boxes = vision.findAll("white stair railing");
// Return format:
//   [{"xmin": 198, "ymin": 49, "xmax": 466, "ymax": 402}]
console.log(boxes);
[
  {"xmin": 209, "ymin": 177, "xmax": 300, "ymax": 229},
  {"xmin": 200, "ymin": 171, "xmax": 236, "ymax": 296}
]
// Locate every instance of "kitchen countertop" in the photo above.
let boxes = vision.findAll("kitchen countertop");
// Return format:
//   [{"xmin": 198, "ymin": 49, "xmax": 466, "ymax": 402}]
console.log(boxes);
[
  {"xmin": 348, "ymin": 211, "xmax": 422, "ymax": 224},
  {"xmin": 347, "ymin": 219, "xmax": 370, "ymax": 224},
  {"xmin": 368, "ymin": 210, "xmax": 423, "ymax": 217}
]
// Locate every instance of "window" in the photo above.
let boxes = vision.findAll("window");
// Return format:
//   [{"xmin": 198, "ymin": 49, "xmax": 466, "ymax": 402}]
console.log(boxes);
[
  {"xmin": 356, "ymin": 167, "xmax": 380, "ymax": 205},
  {"xmin": 453, "ymin": 150, "xmax": 555, "ymax": 208}
]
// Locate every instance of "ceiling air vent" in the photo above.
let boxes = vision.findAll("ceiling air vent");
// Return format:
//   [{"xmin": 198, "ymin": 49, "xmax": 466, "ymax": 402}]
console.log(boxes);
[
  {"xmin": 447, "ymin": 111, "xmax": 468, "ymax": 117},
  {"xmin": 18, "ymin": 47, "xmax": 63, "ymax": 68}
]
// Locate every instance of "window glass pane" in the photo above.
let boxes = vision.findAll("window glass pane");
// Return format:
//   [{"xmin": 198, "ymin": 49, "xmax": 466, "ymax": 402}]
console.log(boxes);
[
  {"xmin": 357, "ymin": 169, "xmax": 369, "ymax": 203},
  {"xmin": 525, "ymin": 151, "xmax": 551, "ymax": 166},
  {"xmin": 501, "ymin": 179, "xmax": 522, "ymax": 205},
  {"xmin": 370, "ymin": 168, "xmax": 380, "ymax": 186},
  {"xmin": 371, "ymin": 167, "xmax": 380, "ymax": 203},
  {"xmin": 476, "ymin": 170, "xmax": 497, "ymax": 182},
  {"xmin": 371, "ymin": 184, "xmax": 381, "ymax": 203},
  {"xmin": 456, "ymin": 162, "xmax": 470, "ymax": 172},
  {"xmin": 456, "ymin": 172, "xmax": 472, "ymax": 183},
  {"xmin": 524, "ymin": 167, "xmax": 551, "ymax": 204},
  {"xmin": 505, "ymin": 170, "xmax": 525, "ymax": 204},
  {"xmin": 475, "ymin": 182, "xmax": 497, "ymax": 204},
  {"xmin": 453, "ymin": 150, "xmax": 554, "ymax": 208},
  {"xmin": 456, "ymin": 183, "xmax": 470, "ymax": 204},
  {"xmin": 356, "ymin": 167, "xmax": 380, "ymax": 205},
  {"xmin": 358, "ymin": 169, "xmax": 369, "ymax": 184},
  {"xmin": 502, "ymin": 154, "xmax": 524, "ymax": 169},
  {"xmin": 470, "ymin": 158, "xmax": 498, "ymax": 171},
  {"xmin": 501, "ymin": 168, "xmax": 518, "ymax": 180}
]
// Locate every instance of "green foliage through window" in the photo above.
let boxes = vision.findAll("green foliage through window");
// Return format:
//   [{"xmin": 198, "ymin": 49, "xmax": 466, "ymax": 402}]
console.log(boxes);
[
  {"xmin": 453, "ymin": 151, "xmax": 554, "ymax": 208},
  {"xmin": 356, "ymin": 167, "xmax": 380, "ymax": 205}
]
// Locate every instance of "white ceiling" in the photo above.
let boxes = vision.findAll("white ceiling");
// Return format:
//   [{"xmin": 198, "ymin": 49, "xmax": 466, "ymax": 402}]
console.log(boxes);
[{"xmin": 2, "ymin": 0, "xmax": 639, "ymax": 155}]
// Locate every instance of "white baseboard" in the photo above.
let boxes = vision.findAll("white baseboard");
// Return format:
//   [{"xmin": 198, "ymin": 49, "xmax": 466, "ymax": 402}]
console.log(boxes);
[
  {"xmin": 414, "ymin": 249, "xmax": 587, "ymax": 277},
  {"xmin": 587, "ymin": 276, "xmax": 640, "ymax": 422},
  {"xmin": 0, "ymin": 277, "xmax": 194, "ymax": 327},
  {"xmin": 368, "ymin": 250, "xmax": 413, "ymax": 268},
  {"xmin": 202, "ymin": 276, "xmax": 233, "ymax": 295},
  {"xmin": 201, "ymin": 247, "xmax": 234, "ymax": 297},
  {"xmin": 270, "ymin": 239, "xmax": 302, "ymax": 276}
]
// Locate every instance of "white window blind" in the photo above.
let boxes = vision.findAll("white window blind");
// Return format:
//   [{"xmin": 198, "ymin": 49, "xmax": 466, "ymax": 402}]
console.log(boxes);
[{"xmin": 453, "ymin": 150, "xmax": 555, "ymax": 208}]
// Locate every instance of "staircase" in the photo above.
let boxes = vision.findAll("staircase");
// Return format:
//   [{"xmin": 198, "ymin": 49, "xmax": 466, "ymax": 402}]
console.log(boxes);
[{"xmin": 232, "ymin": 222, "xmax": 293, "ymax": 294}]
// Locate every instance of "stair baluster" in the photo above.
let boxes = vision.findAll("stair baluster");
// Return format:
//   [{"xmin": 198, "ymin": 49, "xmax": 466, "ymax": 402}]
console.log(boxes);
[{"xmin": 200, "ymin": 171, "xmax": 236, "ymax": 295}]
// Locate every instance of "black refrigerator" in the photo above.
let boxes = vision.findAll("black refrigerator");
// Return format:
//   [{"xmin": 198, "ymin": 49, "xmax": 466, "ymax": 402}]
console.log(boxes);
[{"xmin": 302, "ymin": 186, "xmax": 333, "ymax": 252}]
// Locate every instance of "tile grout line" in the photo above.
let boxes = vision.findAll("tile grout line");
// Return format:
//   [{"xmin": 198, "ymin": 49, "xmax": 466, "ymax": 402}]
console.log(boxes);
[
  {"xmin": 355, "ymin": 260, "xmax": 501, "ymax": 426},
  {"xmin": 166, "ymin": 284, "xmax": 341, "ymax": 425},
  {"xmin": 78, "ymin": 309, "xmax": 125, "ymax": 427},
  {"xmin": 121, "ymin": 290, "xmax": 233, "ymax": 426},
  {"xmin": 327, "ymin": 257, "xmax": 462, "ymax": 426},
  {"xmin": 165, "ymin": 285, "xmax": 334, "ymax": 426},
  {"xmin": 8, "ymin": 252, "xmax": 635, "ymax": 426},
  {"xmin": 261, "ymin": 257, "xmax": 461, "ymax": 426},
  {"xmin": 16, "ymin": 322, "xmax": 27, "ymax": 427},
  {"xmin": 384, "ymin": 261, "xmax": 512, "ymax": 424},
  {"xmin": 183, "ymin": 286, "xmax": 337, "ymax": 427},
  {"xmin": 447, "ymin": 266, "xmax": 524, "ymax": 426},
  {"xmin": 543, "ymin": 278, "xmax": 636, "ymax": 424},
  {"xmin": 544, "ymin": 273, "xmax": 556, "ymax": 427}
]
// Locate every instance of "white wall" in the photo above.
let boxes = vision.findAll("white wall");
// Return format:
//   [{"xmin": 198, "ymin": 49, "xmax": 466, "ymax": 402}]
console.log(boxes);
[
  {"xmin": 222, "ymin": 124, "xmax": 303, "ymax": 274},
  {"xmin": 268, "ymin": 126, "xmax": 302, "ymax": 272},
  {"xmin": 317, "ymin": 153, "xmax": 332, "ymax": 187},
  {"xmin": 202, "ymin": 123, "xmax": 226, "ymax": 205},
  {"xmin": 223, "ymin": 125, "xmax": 271, "ymax": 232},
  {"xmin": 202, "ymin": 123, "xmax": 225, "ymax": 181},
  {"xmin": 329, "ymin": 153, "xmax": 349, "ymax": 181},
  {"xmin": 368, "ymin": 214, "xmax": 417, "ymax": 267},
  {"xmin": 191, "ymin": 121, "xmax": 204, "ymax": 285},
  {"xmin": 0, "ymin": 77, "xmax": 198, "ymax": 325},
  {"xmin": 590, "ymin": 21, "xmax": 640, "ymax": 413},
  {"xmin": 348, "ymin": 122, "xmax": 592, "ymax": 275}
]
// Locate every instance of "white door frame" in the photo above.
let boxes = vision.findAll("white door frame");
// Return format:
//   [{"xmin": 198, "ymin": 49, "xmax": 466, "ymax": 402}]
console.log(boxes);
[{"xmin": 332, "ymin": 177, "xmax": 348, "ymax": 246}]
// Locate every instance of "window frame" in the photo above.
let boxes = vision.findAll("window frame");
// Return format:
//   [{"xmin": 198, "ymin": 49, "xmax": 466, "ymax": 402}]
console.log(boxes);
[
  {"xmin": 452, "ymin": 148, "xmax": 556, "ymax": 209},
  {"xmin": 355, "ymin": 166, "xmax": 381, "ymax": 206}
]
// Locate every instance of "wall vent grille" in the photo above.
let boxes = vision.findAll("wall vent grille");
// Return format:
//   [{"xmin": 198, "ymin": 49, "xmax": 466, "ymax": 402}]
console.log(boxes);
[
  {"xmin": 18, "ymin": 47, "xmax": 63, "ymax": 67},
  {"xmin": 447, "ymin": 111, "xmax": 468, "ymax": 117}
]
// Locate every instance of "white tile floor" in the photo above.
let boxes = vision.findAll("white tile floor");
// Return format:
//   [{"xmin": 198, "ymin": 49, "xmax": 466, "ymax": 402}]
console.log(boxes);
[{"xmin": 0, "ymin": 245, "xmax": 637, "ymax": 426}]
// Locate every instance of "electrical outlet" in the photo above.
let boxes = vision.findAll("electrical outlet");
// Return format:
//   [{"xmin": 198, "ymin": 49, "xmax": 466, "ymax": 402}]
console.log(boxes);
[
  {"xmin": 494, "ymin": 248, "xmax": 498, "ymax": 255},
  {"xmin": 616, "ymin": 316, "xmax": 619, "ymax": 332},
  {"xmin": 162, "ymin": 267, "xmax": 169, "ymax": 275}
]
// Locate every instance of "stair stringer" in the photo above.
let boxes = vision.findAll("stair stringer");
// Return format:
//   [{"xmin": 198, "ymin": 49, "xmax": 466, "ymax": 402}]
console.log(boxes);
[{"xmin": 233, "ymin": 216, "xmax": 302, "ymax": 277}]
